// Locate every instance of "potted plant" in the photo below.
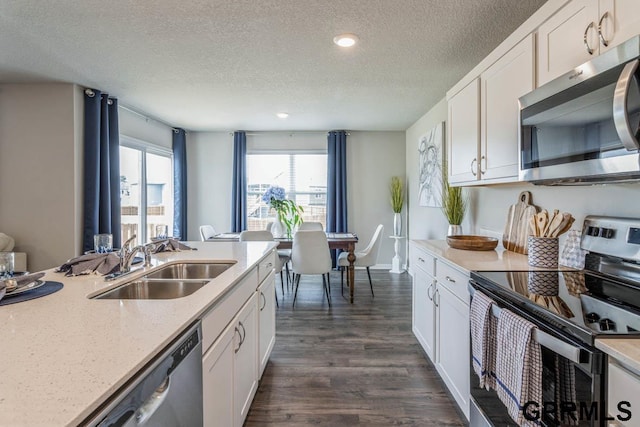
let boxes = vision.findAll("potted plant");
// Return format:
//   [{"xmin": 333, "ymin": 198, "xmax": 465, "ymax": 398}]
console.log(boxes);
[
  {"xmin": 441, "ymin": 168, "xmax": 467, "ymax": 236},
  {"xmin": 262, "ymin": 186, "xmax": 304, "ymax": 238},
  {"xmin": 390, "ymin": 176, "xmax": 404, "ymax": 236}
]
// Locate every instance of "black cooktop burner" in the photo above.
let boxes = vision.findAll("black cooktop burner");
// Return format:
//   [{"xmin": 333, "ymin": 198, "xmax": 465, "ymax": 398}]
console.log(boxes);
[{"xmin": 471, "ymin": 269, "xmax": 640, "ymax": 345}]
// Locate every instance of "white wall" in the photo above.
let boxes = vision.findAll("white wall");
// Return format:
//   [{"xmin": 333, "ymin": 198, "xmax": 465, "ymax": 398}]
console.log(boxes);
[
  {"xmin": 187, "ymin": 132, "xmax": 233, "ymax": 241},
  {"xmin": 0, "ymin": 83, "xmax": 83, "ymax": 271},
  {"xmin": 405, "ymin": 98, "xmax": 458, "ymax": 241},
  {"xmin": 187, "ymin": 130, "xmax": 406, "ymax": 266},
  {"xmin": 406, "ymin": 98, "xmax": 640, "ymax": 251}
]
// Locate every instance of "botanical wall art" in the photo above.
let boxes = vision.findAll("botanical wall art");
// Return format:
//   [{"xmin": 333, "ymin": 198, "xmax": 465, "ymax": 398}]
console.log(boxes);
[{"xmin": 417, "ymin": 121, "xmax": 444, "ymax": 207}]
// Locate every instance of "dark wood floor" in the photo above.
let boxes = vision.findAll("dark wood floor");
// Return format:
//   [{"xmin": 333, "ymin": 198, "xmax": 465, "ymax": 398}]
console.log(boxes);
[{"xmin": 245, "ymin": 269, "xmax": 466, "ymax": 426}]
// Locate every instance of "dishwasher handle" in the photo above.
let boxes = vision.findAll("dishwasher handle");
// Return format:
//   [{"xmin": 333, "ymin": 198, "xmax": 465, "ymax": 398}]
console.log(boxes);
[{"xmin": 135, "ymin": 377, "xmax": 171, "ymax": 425}]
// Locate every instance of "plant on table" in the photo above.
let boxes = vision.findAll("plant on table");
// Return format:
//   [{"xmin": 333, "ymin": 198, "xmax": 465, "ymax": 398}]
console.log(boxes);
[
  {"xmin": 262, "ymin": 185, "xmax": 304, "ymax": 238},
  {"xmin": 441, "ymin": 164, "xmax": 467, "ymax": 230}
]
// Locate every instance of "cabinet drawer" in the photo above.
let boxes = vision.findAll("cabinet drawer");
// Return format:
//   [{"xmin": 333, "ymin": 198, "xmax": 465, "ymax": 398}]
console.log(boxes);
[
  {"xmin": 410, "ymin": 246, "xmax": 435, "ymax": 276},
  {"xmin": 202, "ymin": 268, "xmax": 258, "ymax": 352},
  {"xmin": 607, "ymin": 362, "xmax": 637, "ymax": 425},
  {"xmin": 258, "ymin": 251, "xmax": 276, "ymax": 284},
  {"xmin": 436, "ymin": 260, "xmax": 470, "ymax": 305}
]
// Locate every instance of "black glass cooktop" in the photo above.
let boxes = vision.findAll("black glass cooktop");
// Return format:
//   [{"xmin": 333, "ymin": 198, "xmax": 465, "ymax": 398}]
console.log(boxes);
[{"xmin": 471, "ymin": 270, "xmax": 640, "ymax": 344}]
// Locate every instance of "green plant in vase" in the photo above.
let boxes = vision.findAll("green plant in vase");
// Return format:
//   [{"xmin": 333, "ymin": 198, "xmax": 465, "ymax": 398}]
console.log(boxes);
[
  {"xmin": 441, "ymin": 166, "xmax": 467, "ymax": 236},
  {"xmin": 390, "ymin": 176, "xmax": 404, "ymax": 236},
  {"xmin": 262, "ymin": 186, "xmax": 304, "ymax": 238}
]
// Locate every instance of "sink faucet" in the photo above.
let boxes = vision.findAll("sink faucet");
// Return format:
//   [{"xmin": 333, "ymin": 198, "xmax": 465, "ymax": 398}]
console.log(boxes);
[{"xmin": 119, "ymin": 235, "xmax": 155, "ymax": 273}]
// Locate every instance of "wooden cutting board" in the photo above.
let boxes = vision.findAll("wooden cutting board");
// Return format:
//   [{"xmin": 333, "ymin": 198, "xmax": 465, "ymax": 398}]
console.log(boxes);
[{"xmin": 502, "ymin": 191, "xmax": 538, "ymax": 254}]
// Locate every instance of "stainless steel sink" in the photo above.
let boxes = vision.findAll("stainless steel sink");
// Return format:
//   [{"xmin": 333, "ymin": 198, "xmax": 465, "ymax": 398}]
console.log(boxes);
[
  {"xmin": 94, "ymin": 279, "xmax": 210, "ymax": 300},
  {"xmin": 143, "ymin": 262, "xmax": 235, "ymax": 280}
]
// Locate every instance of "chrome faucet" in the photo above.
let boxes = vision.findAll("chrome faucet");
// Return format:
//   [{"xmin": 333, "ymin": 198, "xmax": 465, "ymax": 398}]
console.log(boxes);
[{"xmin": 118, "ymin": 235, "xmax": 155, "ymax": 273}]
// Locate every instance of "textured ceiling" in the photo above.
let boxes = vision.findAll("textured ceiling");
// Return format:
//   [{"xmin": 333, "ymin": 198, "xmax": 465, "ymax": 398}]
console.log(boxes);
[{"xmin": 0, "ymin": 1, "xmax": 547, "ymax": 131}]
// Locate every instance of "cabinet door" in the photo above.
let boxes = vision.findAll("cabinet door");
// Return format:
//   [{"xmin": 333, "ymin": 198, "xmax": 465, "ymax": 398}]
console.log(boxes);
[
  {"xmin": 234, "ymin": 293, "xmax": 259, "ymax": 427},
  {"xmin": 480, "ymin": 34, "xmax": 534, "ymax": 181},
  {"xmin": 258, "ymin": 271, "xmax": 276, "ymax": 378},
  {"xmin": 599, "ymin": 0, "xmax": 640, "ymax": 53},
  {"xmin": 412, "ymin": 267, "xmax": 436, "ymax": 361},
  {"xmin": 448, "ymin": 78, "xmax": 480, "ymax": 184},
  {"xmin": 538, "ymin": 0, "xmax": 599, "ymax": 85},
  {"xmin": 435, "ymin": 285, "xmax": 470, "ymax": 420},
  {"xmin": 203, "ymin": 321, "xmax": 236, "ymax": 427}
]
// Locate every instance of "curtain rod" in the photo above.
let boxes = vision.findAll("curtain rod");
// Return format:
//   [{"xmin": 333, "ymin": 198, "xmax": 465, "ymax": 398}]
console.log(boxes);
[
  {"xmin": 228, "ymin": 131, "xmax": 351, "ymax": 136},
  {"xmin": 119, "ymin": 104, "xmax": 178, "ymax": 130}
]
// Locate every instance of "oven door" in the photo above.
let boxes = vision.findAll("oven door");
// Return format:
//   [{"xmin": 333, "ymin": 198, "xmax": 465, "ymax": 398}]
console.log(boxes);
[{"xmin": 469, "ymin": 282, "xmax": 605, "ymax": 427}]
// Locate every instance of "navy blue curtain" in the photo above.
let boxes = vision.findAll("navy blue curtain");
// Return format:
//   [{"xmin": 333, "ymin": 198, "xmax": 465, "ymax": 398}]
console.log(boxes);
[
  {"xmin": 82, "ymin": 89, "xmax": 121, "ymax": 252},
  {"xmin": 231, "ymin": 131, "xmax": 247, "ymax": 232},
  {"xmin": 173, "ymin": 128, "xmax": 187, "ymax": 239},
  {"xmin": 327, "ymin": 130, "xmax": 348, "ymax": 266}
]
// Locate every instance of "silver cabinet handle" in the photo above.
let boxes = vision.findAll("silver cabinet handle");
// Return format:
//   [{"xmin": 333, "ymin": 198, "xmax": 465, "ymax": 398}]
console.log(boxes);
[
  {"xmin": 471, "ymin": 158, "xmax": 477, "ymax": 176},
  {"xmin": 239, "ymin": 321, "xmax": 246, "ymax": 345},
  {"xmin": 417, "ymin": 257, "xmax": 425, "ymax": 263},
  {"xmin": 598, "ymin": 12, "xmax": 609, "ymax": 47},
  {"xmin": 434, "ymin": 289, "xmax": 440, "ymax": 307},
  {"xmin": 266, "ymin": 262, "xmax": 273, "ymax": 268},
  {"xmin": 445, "ymin": 275, "xmax": 456, "ymax": 283},
  {"xmin": 613, "ymin": 59, "xmax": 640, "ymax": 151},
  {"xmin": 427, "ymin": 281, "xmax": 434, "ymax": 301},
  {"xmin": 480, "ymin": 155, "xmax": 486, "ymax": 175},
  {"xmin": 260, "ymin": 291, "xmax": 266, "ymax": 311},
  {"xmin": 234, "ymin": 326, "xmax": 242, "ymax": 353},
  {"xmin": 583, "ymin": 22, "xmax": 595, "ymax": 55}
]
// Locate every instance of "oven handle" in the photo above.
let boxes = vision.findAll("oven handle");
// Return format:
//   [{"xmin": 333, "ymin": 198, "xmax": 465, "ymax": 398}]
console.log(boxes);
[
  {"xmin": 468, "ymin": 283, "xmax": 582, "ymax": 364},
  {"xmin": 613, "ymin": 58, "xmax": 640, "ymax": 151}
]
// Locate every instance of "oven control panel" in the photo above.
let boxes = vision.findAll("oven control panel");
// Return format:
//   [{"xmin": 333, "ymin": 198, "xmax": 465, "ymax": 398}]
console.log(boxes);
[{"xmin": 582, "ymin": 216, "xmax": 640, "ymax": 262}]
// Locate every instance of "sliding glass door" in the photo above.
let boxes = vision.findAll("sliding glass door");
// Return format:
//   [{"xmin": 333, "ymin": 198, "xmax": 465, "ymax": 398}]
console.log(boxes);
[{"xmin": 119, "ymin": 137, "xmax": 173, "ymax": 245}]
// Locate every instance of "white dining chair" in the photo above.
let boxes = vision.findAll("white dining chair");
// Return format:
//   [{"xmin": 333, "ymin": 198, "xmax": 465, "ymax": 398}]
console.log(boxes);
[
  {"xmin": 199, "ymin": 225, "xmax": 216, "ymax": 241},
  {"xmin": 338, "ymin": 224, "xmax": 384, "ymax": 297},
  {"xmin": 291, "ymin": 230, "xmax": 332, "ymax": 308},
  {"xmin": 266, "ymin": 222, "xmax": 292, "ymax": 290},
  {"xmin": 239, "ymin": 230, "xmax": 285, "ymax": 305},
  {"xmin": 297, "ymin": 221, "xmax": 323, "ymax": 231}
]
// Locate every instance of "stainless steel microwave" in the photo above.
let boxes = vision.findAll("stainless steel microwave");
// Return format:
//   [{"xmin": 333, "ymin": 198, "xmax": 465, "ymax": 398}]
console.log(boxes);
[{"xmin": 519, "ymin": 35, "xmax": 640, "ymax": 184}]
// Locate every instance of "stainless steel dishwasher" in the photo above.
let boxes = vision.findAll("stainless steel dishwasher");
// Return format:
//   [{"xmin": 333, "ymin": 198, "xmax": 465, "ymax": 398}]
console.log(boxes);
[{"xmin": 86, "ymin": 322, "xmax": 203, "ymax": 426}]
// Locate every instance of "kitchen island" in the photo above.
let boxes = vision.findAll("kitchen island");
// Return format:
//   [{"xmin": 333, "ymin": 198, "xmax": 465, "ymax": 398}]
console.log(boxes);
[{"xmin": 0, "ymin": 241, "xmax": 277, "ymax": 427}]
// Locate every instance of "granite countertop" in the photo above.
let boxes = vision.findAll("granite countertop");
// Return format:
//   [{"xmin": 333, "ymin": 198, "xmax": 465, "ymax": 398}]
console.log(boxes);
[
  {"xmin": 0, "ymin": 241, "xmax": 277, "ymax": 427},
  {"xmin": 413, "ymin": 239, "xmax": 640, "ymax": 372}
]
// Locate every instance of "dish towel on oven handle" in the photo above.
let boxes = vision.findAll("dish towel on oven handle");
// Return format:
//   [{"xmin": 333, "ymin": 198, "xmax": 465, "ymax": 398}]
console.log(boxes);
[
  {"xmin": 470, "ymin": 290, "xmax": 496, "ymax": 390},
  {"xmin": 495, "ymin": 309, "xmax": 542, "ymax": 427}
]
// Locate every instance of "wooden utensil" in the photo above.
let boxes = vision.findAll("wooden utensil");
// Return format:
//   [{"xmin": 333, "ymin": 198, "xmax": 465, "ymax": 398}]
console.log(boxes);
[
  {"xmin": 546, "ymin": 211, "xmax": 564, "ymax": 238},
  {"xmin": 535, "ymin": 210, "xmax": 548, "ymax": 237},
  {"xmin": 550, "ymin": 213, "xmax": 572, "ymax": 237},
  {"xmin": 502, "ymin": 191, "xmax": 538, "ymax": 254}
]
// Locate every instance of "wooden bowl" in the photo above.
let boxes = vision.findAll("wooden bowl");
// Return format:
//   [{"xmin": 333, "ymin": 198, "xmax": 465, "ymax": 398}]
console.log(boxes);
[{"xmin": 446, "ymin": 235, "xmax": 498, "ymax": 251}]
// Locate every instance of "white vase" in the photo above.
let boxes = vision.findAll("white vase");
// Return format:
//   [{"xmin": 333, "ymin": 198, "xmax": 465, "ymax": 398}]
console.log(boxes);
[
  {"xmin": 393, "ymin": 213, "xmax": 402, "ymax": 237},
  {"xmin": 447, "ymin": 224, "xmax": 463, "ymax": 236},
  {"xmin": 271, "ymin": 214, "xmax": 285, "ymax": 238}
]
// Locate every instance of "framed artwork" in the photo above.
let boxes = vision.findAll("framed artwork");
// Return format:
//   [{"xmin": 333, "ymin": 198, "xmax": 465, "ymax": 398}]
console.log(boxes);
[{"xmin": 418, "ymin": 122, "xmax": 444, "ymax": 207}]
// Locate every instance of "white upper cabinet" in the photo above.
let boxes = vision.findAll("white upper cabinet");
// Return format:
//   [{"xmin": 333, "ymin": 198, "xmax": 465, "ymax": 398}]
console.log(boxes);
[
  {"xmin": 538, "ymin": 0, "xmax": 640, "ymax": 85},
  {"xmin": 448, "ymin": 35, "xmax": 534, "ymax": 185},
  {"xmin": 481, "ymin": 34, "xmax": 535, "ymax": 181},
  {"xmin": 448, "ymin": 78, "xmax": 480, "ymax": 185}
]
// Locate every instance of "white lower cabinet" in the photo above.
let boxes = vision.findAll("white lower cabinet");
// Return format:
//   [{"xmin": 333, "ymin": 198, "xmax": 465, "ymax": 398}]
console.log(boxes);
[
  {"xmin": 201, "ymin": 250, "xmax": 277, "ymax": 427},
  {"xmin": 411, "ymin": 242, "xmax": 470, "ymax": 420},
  {"xmin": 203, "ymin": 293, "xmax": 259, "ymax": 427},
  {"xmin": 435, "ymin": 284, "xmax": 470, "ymax": 419},
  {"xmin": 258, "ymin": 271, "xmax": 276, "ymax": 377}
]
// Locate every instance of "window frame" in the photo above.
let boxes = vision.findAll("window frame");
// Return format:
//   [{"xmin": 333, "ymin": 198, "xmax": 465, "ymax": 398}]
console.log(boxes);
[{"xmin": 119, "ymin": 135, "xmax": 174, "ymax": 243}]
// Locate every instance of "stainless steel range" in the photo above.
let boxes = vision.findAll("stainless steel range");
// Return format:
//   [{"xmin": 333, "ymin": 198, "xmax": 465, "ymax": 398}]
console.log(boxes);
[{"xmin": 469, "ymin": 216, "xmax": 640, "ymax": 427}]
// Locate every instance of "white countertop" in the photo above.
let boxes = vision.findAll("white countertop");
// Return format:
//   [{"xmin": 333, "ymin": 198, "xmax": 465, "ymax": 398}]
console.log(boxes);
[
  {"xmin": 414, "ymin": 240, "xmax": 640, "ymax": 372},
  {"xmin": 0, "ymin": 241, "xmax": 276, "ymax": 427}
]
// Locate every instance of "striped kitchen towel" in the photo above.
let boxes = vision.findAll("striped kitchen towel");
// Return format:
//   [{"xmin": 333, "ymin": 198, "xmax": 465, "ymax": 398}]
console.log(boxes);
[
  {"xmin": 495, "ymin": 309, "xmax": 542, "ymax": 427},
  {"xmin": 470, "ymin": 290, "xmax": 496, "ymax": 390}
]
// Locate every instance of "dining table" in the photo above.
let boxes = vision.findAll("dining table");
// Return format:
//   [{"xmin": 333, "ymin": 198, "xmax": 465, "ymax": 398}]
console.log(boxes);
[{"xmin": 209, "ymin": 232, "xmax": 360, "ymax": 303}]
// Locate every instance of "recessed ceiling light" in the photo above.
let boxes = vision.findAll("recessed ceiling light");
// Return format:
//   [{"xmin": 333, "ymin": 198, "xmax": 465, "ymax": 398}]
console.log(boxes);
[
  {"xmin": 276, "ymin": 112, "xmax": 289, "ymax": 119},
  {"xmin": 333, "ymin": 33, "xmax": 358, "ymax": 47}
]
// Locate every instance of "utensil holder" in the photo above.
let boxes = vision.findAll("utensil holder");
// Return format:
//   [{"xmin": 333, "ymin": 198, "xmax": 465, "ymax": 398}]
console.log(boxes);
[
  {"xmin": 527, "ymin": 236, "xmax": 559, "ymax": 268},
  {"xmin": 527, "ymin": 271, "xmax": 559, "ymax": 295}
]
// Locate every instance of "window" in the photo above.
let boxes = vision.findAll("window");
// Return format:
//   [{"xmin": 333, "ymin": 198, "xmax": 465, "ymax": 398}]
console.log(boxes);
[
  {"xmin": 246, "ymin": 153, "xmax": 327, "ymax": 231},
  {"xmin": 120, "ymin": 136, "xmax": 174, "ymax": 245}
]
